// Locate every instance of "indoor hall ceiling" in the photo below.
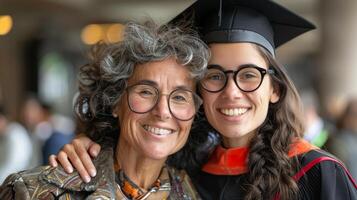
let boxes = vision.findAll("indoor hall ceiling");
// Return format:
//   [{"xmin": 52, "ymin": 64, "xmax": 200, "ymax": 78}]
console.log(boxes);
[
  {"xmin": 0, "ymin": 0, "xmax": 196, "ymax": 25},
  {"xmin": 0, "ymin": 0, "xmax": 195, "ymax": 49},
  {"xmin": 0, "ymin": 0, "xmax": 317, "ymax": 25},
  {"xmin": 0, "ymin": 0, "xmax": 318, "ymax": 57}
]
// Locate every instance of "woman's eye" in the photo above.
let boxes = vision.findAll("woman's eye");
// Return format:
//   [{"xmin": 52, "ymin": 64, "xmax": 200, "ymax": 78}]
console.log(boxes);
[
  {"xmin": 244, "ymin": 73, "xmax": 256, "ymax": 78},
  {"xmin": 139, "ymin": 90, "xmax": 154, "ymax": 96},
  {"xmin": 207, "ymin": 73, "xmax": 224, "ymax": 81},
  {"xmin": 171, "ymin": 91, "xmax": 193, "ymax": 104},
  {"xmin": 172, "ymin": 95, "xmax": 187, "ymax": 102},
  {"xmin": 239, "ymin": 72, "xmax": 259, "ymax": 80}
]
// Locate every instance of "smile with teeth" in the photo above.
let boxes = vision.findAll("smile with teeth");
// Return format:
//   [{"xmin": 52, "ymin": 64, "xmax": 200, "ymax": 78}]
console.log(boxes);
[
  {"xmin": 220, "ymin": 108, "xmax": 248, "ymax": 116},
  {"xmin": 143, "ymin": 125, "xmax": 174, "ymax": 136}
]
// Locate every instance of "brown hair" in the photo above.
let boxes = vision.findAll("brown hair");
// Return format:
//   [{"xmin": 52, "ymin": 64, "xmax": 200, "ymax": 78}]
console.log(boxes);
[{"xmin": 243, "ymin": 45, "xmax": 305, "ymax": 200}]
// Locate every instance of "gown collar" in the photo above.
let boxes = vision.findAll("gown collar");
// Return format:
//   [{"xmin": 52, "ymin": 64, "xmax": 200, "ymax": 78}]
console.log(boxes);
[{"xmin": 202, "ymin": 138, "xmax": 318, "ymax": 175}]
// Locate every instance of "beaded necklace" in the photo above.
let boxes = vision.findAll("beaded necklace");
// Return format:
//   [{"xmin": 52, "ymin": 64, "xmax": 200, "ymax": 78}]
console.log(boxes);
[{"xmin": 115, "ymin": 167, "xmax": 171, "ymax": 200}]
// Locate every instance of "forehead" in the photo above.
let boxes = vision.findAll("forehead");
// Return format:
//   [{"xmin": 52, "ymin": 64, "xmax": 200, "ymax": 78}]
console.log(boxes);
[
  {"xmin": 128, "ymin": 58, "xmax": 194, "ymax": 89},
  {"xmin": 209, "ymin": 43, "xmax": 268, "ymax": 69}
]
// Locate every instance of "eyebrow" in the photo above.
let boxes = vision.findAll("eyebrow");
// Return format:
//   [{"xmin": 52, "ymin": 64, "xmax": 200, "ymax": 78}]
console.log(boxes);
[
  {"xmin": 208, "ymin": 63, "xmax": 263, "ymax": 70},
  {"xmin": 134, "ymin": 80, "xmax": 193, "ymax": 91},
  {"xmin": 135, "ymin": 80, "xmax": 157, "ymax": 86}
]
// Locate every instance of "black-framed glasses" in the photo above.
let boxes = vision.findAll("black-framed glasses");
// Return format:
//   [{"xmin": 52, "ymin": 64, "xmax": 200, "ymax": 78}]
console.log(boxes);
[
  {"xmin": 126, "ymin": 84, "xmax": 202, "ymax": 121},
  {"xmin": 200, "ymin": 64, "xmax": 275, "ymax": 93}
]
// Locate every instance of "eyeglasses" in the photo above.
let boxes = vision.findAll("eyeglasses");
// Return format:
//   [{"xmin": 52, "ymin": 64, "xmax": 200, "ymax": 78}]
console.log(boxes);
[
  {"xmin": 200, "ymin": 64, "xmax": 275, "ymax": 93},
  {"xmin": 126, "ymin": 84, "xmax": 202, "ymax": 121}
]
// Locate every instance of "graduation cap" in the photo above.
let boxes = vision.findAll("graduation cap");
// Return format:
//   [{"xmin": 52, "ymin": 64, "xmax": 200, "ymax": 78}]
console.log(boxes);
[{"xmin": 171, "ymin": 0, "xmax": 315, "ymax": 56}]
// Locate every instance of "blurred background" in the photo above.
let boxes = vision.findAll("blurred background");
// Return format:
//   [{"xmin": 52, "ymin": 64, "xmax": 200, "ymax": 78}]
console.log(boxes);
[{"xmin": 1, "ymin": 0, "xmax": 357, "ymax": 182}]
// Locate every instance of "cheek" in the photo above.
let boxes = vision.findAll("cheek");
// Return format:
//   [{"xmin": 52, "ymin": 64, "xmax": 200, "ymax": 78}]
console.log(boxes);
[
  {"xmin": 257, "ymin": 96, "xmax": 271, "ymax": 113},
  {"xmin": 129, "ymin": 98, "xmax": 141, "ymax": 110},
  {"xmin": 178, "ymin": 117, "xmax": 192, "ymax": 134},
  {"xmin": 174, "ymin": 121, "xmax": 193, "ymax": 149},
  {"xmin": 118, "ymin": 108, "xmax": 147, "ymax": 149},
  {"xmin": 202, "ymin": 91, "xmax": 217, "ymax": 113},
  {"xmin": 117, "ymin": 99, "xmax": 139, "ymax": 132},
  {"xmin": 118, "ymin": 94, "xmax": 137, "ymax": 118},
  {"xmin": 256, "ymin": 81, "xmax": 275, "ymax": 105},
  {"xmin": 118, "ymin": 110, "xmax": 134, "ymax": 135},
  {"xmin": 251, "ymin": 88, "xmax": 272, "ymax": 114},
  {"xmin": 201, "ymin": 91, "xmax": 223, "ymax": 128}
]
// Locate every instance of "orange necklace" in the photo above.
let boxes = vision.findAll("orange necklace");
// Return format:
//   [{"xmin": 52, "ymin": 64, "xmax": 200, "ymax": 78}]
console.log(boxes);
[{"xmin": 116, "ymin": 167, "xmax": 171, "ymax": 200}]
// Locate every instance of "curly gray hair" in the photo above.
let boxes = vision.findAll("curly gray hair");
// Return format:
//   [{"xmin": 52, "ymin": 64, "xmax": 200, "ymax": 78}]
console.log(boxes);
[{"xmin": 75, "ymin": 21, "xmax": 210, "ymax": 142}]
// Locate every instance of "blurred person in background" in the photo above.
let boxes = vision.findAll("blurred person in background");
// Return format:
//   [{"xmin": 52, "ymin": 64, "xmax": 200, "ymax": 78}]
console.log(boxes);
[
  {"xmin": 300, "ymin": 89, "xmax": 336, "ymax": 148},
  {"xmin": 22, "ymin": 96, "xmax": 74, "ymax": 165},
  {"xmin": 328, "ymin": 98, "xmax": 357, "ymax": 179},
  {"xmin": 0, "ymin": 105, "xmax": 32, "ymax": 183}
]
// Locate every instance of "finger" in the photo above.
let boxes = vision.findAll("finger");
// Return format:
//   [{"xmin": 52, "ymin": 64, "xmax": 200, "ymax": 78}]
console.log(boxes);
[
  {"xmin": 89, "ymin": 142, "xmax": 101, "ymax": 158},
  {"xmin": 48, "ymin": 155, "xmax": 58, "ymax": 167},
  {"xmin": 57, "ymin": 150, "xmax": 74, "ymax": 173},
  {"xmin": 62, "ymin": 144, "xmax": 92, "ymax": 183},
  {"xmin": 73, "ymin": 139, "xmax": 97, "ymax": 177},
  {"xmin": 72, "ymin": 136, "xmax": 100, "ymax": 158}
]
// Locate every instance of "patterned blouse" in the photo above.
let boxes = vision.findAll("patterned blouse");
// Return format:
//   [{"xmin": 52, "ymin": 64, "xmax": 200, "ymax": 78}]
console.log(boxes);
[{"xmin": 0, "ymin": 147, "xmax": 201, "ymax": 200}]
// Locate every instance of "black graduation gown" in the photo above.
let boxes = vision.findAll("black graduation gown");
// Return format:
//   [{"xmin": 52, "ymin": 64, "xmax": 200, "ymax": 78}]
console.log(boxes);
[{"xmin": 190, "ymin": 150, "xmax": 357, "ymax": 200}]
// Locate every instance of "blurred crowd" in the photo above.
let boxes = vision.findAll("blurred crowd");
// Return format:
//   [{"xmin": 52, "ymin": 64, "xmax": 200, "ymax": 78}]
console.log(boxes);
[
  {"xmin": 0, "ymin": 95, "xmax": 74, "ymax": 183},
  {"xmin": 300, "ymin": 89, "xmax": 357, "ymax": 179}
]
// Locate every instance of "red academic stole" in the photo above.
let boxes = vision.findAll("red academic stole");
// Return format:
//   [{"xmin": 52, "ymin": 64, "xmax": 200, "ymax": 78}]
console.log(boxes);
[
  {"xmin": 202, "ymin": 138, "xmax": 318, "ymax": 175},
  {"xmin": 201, "ymin": 138, "xmax": 357, "ymax": 200}
]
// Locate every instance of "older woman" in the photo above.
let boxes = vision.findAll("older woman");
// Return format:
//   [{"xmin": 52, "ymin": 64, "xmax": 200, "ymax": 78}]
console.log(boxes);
[{"xmin": 0, "ymin": 21, "xmax": 209, "ymax": 199}]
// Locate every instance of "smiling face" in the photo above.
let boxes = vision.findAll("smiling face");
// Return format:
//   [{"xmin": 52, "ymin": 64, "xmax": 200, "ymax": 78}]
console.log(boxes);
[
  {"xmin": 201, "ymin": 43, "xmax": 280, "ymax": 148},
  {"xmin": 116, "ymin": 58, "xmax": 195, "ymax": 160}
]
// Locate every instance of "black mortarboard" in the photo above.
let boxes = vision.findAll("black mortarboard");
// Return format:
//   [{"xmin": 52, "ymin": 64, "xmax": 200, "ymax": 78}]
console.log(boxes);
[{"xmin": 172, "ymin": 0, "xmax": 315, "ymax": 56}]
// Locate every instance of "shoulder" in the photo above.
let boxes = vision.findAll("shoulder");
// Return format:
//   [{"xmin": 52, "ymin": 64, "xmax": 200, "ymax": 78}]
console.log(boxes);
[
  {"xmin": 0, "ymin": 150, "xmax": 117, "ymax": 200},
  {"xmin": 299, "ymin": 149, "xmax": 353, "ymax": 172},
  {"xmin": 298, "ymin": 149, "xmax": 353, "ymax": 180},
  {"xmin": 297, "ymin": 149, "xmax": 357, "ymax": 199},
  {"xmin": 7, "ymin": 123, "xmax": 29, "ymax": 139},
  {"xmin": 299, "ymin": 149, "xmax": 335, "ymax": 163},
  {"xmin": 0, "ymin": 166, "xmax": 72, "ymax": 199}
]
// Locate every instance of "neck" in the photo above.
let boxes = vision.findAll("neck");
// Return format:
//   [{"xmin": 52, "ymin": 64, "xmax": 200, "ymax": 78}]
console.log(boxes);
[
  {"xmin": 115, "ymin": 137, "xmax": 166, "ymax": 190},
  {"xmin": 221, "ymin": 131, "xmax": 254, "ymax": 148}
]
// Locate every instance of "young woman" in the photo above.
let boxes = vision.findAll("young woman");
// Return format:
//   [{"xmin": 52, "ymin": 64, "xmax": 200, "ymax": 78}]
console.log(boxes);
[{"xmin": 49, "ymin": 0, "xmax": 357, "ymax": 199}]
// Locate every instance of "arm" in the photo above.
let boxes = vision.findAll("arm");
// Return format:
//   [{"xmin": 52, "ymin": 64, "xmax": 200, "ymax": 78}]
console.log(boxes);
[{"xmin": 49, "ymin": 135, "xmax": 101, "ymax": 183}]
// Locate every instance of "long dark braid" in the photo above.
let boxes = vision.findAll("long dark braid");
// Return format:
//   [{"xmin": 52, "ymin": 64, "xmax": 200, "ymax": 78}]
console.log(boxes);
[{"xmin": 244, "ymin": 45, "xmax": 304, "ymax": 200}]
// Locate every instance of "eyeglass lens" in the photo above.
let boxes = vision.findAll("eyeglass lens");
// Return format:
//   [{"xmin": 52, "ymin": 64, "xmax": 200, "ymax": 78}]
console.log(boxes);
[
  {"xmin": 127, "ymin": 84, "xmax": 199, "ymax": 120},
  {"xmin": 200, "ymin": 66, "xmax": 266, "ymax": 92}
]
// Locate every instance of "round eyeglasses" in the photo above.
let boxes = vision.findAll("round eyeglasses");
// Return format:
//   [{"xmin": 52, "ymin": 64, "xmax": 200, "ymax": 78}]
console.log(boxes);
[
  {"xmin": 200, "ymin": 64, "xmax": 275, "ymax": 93},
  {"xmin": 126, "ymin": 84, "xmax": 202, "ymax": 121}
]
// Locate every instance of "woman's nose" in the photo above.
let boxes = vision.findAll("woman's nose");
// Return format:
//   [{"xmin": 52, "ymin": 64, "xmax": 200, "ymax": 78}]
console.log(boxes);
[
  {"xmin": 152, "ymin": 95, "xmax": 172, "ymax": 120},
  {"xmin": 221, "ymin": 76, "xmax": 244, "ymax": 99}
]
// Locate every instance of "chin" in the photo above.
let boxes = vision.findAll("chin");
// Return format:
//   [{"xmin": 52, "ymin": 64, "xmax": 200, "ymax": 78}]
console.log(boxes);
[
  {"xmin": 143, "ymin": 148, "xmax": 171, "ymax": 160},
  {"xmin": 221, "ymin": 127, "xmax": 254, "ymax": 138}
]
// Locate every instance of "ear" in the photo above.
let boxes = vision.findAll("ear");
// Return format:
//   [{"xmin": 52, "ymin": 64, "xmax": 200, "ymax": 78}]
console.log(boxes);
[
  {"xmin": 112, "ymin": 112, "xmax": 118, "ymax": 118},
  {"xmin": 270, "ymin": 84, "xmax": 280, "ymax": 103},
  {"xmin": 112, "ymin": 100, "xmax": 122, "ymax": 118}
]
